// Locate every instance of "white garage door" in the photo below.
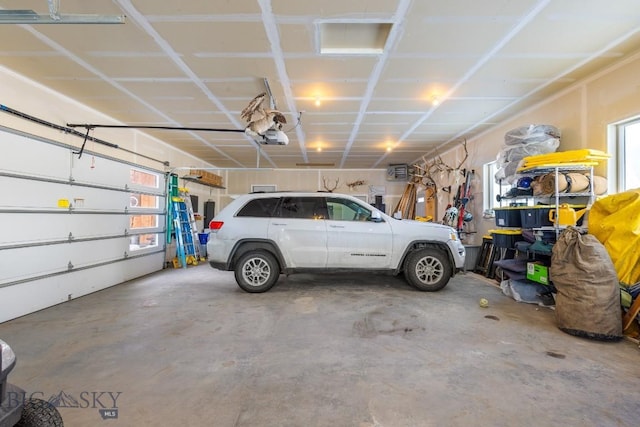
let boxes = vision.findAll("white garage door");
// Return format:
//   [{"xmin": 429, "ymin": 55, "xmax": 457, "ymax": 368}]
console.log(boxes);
[{"xmin": 0, "ymin": 127, "xmax": 166, "ymax": 323}]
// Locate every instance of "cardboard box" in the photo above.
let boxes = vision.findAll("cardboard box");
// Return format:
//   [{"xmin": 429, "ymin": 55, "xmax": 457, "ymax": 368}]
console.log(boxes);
[
  {"xmin": 527, "ymin": 262, "xmax": 549, "ymax": 285},
  {"xmin": 189, "ymin": 169, "xmax": 224, "ymax": 187}
]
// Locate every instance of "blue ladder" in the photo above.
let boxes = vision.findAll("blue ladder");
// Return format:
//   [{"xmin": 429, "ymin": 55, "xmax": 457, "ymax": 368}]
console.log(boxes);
[{"xmin": 171, "ymin": 197, "xmax": 198, "ymax": 268}]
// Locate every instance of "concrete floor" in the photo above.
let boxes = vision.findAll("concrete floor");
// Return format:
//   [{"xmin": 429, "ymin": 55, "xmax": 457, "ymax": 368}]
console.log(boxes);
[{"xmin": 1, "ymin": 265, "xmax": 639, "ymax": 427}]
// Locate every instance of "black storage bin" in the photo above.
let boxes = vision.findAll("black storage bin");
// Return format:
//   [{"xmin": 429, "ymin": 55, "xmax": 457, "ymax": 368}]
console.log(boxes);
[
  {"xmin": 520, "ymin": 205, "xmax": 586, "ymax": 228},
  {"xmin": 521, "ymin": 207, "xmax": 553, "ymax": 228},
  {"xmin": 489, "ymin": 229, "xmax": 524, "ymax": 248},
  {"xmin": 494, "ymin": 207, "xmax": 523, "ymax": 227}
]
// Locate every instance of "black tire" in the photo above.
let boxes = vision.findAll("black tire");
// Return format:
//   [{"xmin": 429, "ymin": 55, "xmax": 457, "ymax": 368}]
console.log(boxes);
[
  {"xmin": 404, "ymin": 248, "xmax": 452, "ymax": 292},
  {"xmin": 234, "ymin": 250, "xmax": 280, "ymax": 293},
  {"xmin": 16, "ymin": 398, "xmax": 64, "ymax": 427}
]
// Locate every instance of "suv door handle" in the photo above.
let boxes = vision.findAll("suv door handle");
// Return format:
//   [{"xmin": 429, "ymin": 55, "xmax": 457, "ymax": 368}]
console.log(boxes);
[
  {"xmin": 272, "ymin": 222, "xmax": 287, "ymax": 226},
  {"xmin": 329, "ymin": 225, "xmax": 345, "ymax": 229}
]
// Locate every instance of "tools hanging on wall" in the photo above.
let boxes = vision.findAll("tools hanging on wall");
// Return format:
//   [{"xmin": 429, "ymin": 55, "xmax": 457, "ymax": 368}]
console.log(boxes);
[
  {"xmin": 442, "ymin": 168, "xmax": 475, "ymax": 234},
  {"xmin": 454, "ymin": 168, "xmax": 475, "ymax": 234}
]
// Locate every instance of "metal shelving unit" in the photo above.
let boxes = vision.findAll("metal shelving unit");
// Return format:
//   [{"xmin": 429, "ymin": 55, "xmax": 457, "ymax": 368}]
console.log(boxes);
[{"xmin": 517, "ymin": 164, "xmax": 596, "ymax": 237}]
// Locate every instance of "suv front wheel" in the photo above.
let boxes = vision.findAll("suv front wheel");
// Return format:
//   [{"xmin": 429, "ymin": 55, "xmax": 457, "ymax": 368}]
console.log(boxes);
[
  {"xmin": 234, "ymin": 250, "xmax": 280, "ymax": 293},
  {"xmin": 405, "ymin": 248, "xmax": 451, "ymax": 292}
]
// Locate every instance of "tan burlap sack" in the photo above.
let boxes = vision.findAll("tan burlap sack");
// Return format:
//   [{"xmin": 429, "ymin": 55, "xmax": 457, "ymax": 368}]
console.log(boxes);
[{"xmin": 550, "ymin": 227, "xmax": 622, "ymax": 340}]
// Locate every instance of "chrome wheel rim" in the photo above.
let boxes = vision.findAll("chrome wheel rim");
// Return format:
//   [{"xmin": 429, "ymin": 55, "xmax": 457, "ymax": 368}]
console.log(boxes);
[
  {"xmin": 415, "ymin": 256, "xmax": 444, "ymax": 285},
  {"xmin": 242, "ymin": 257, "xmax": 271, "ymax": 286}
]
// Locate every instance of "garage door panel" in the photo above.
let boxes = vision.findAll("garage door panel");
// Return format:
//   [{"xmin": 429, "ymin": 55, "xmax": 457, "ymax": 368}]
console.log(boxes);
[
  {"xmin": 0, "ymin": 253, "xmax": 164, "ymax": 323},
  {"xmin": 2, "ymin": 178, "xmax": 77, "ymax": 209},
  {"xmin": 0, "ymin": 131, "xmax": 71, "ymax": 179},
  {"xmin": 0, "ymin": 127, "xmax": 167, "ymax": 322},
  {"xmin": 71, "ymin": 154, "xmax": 165, "ymax": 190},
  {"xmin": 0, "ymin": 213, "xmax": 166, "ymax": 245},
  {"xmin": 1, "ymin": 177, "xmax": 136, "ymax": 210},
  {"xmin": 0, "ymin": 238, "xmax": 135, "ymax": 285}
]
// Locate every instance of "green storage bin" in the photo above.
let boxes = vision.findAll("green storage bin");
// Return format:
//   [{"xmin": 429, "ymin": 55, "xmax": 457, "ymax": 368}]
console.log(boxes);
[{"xmin": 527, "ymin": 262, "xmax": 549, "ymax": 285}]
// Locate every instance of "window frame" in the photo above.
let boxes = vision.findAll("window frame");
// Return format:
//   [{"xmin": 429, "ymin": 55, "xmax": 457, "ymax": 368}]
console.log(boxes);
[
  {"xmin": 615, "ymin": 116, "xmax": 640, "ymax": 192},
  {"xmin": 128, "ymin": 167, "xmax": 162, "ymax": 252},
  {"xmin": 483, "ymin": 161, "xmax": 509, "ymax": 212}
]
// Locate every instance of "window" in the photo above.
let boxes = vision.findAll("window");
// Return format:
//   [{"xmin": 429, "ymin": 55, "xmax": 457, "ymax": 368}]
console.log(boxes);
[
  {"xmin": 617, "ymin": 118, "xmax": 640, "ymax": 191},
  {"xmin": 130, "ymin": 193, "xmax": 158, "ymax": 209},
  {"xmin": 130, "ymin": 214, "xmax": 157, "ymax": 229},
  {"xmin": 129, "ymin": 168, "xmax": 161, "ymax": 251},
  {"xmin": 278, "ymin": 197, "xmax": 328, "ymax": 219},
  {"xmin": 237, "ymin": 198, "xmax": 280, "ymax": 217},
  {"xmin": 483, "ymin": 161, "xmax": 509, "ymax": 211},
  {"xmin": 326, "ymin": 197, "xmax": 372, "ymax": 221},
  {"xmin": 130, "ymin": 169, "xmax": 158, "ymax": 187},
  {"xmin": 130, "ymin": 233, "xmax": 157, "ymax": 250},
  {"xmin": 251, "ymin": 184, "xmax": 277, "ymax": 193}
]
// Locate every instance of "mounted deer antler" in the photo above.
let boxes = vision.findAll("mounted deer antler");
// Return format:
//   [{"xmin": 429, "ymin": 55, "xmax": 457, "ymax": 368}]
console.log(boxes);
[
  {"xmin": 413, "ymin": 139, "xmax": 470, "ymax": 196},
  {"xmin": 420, "ymin": 139, "xmax": 468, "ymax": 179},
  {"xmin": 346, "ymin": 179, "xmax": 366, "ymax": 190},
  {"xmin": 417, "ymin": 155, "xmax": 447, "ymax": 185},
  {"xmin": 454, "ymin": 139, "xmax": 469, "ymax": 175},
  {"xmin": 322, "ymin": 177, "xmax": 340, "ymax": 192}
]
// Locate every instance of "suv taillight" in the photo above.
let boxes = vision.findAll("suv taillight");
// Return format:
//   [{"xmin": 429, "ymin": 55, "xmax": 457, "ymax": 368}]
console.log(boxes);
[{"xmin": 209, "ymin": 220, "xmax": 224, "ymax": 231}]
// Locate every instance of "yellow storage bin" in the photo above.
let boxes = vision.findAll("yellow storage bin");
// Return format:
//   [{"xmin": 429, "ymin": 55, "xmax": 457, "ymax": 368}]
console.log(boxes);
[{"xmin": 489, "ymin": 229, "xmax": 524, "ymax": 248}]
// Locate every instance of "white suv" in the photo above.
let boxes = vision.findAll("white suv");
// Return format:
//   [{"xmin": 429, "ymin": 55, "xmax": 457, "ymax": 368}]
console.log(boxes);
[{"xmin": 207, "ymin": 192, "xmax": 465, "ymax": 293}]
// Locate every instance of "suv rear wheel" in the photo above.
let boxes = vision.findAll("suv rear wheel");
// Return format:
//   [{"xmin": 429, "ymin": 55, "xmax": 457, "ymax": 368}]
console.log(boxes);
[
  {"xmin": 234, "ymin": 250, "xmax": 280, "ymax": 293},
  {"xmin": 405, "ymin": 248, "xmax": 451, "ymax": 291}
]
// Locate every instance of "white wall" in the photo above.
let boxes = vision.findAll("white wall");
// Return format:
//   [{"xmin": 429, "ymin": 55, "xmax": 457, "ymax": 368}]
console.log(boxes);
[{"xmin": 217, "ymin": 168, "xmax": 407, "ymax": 215}]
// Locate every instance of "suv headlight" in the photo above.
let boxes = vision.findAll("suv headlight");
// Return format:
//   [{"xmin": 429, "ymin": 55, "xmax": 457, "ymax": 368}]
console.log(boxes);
[{"xmin": 1, "ymin": 339, "xmax": 16, "ymax": 373}]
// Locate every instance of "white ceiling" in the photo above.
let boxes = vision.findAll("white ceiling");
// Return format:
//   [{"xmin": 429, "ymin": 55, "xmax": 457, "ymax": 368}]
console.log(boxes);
[{"xmin": 1, "ymin": 0, "xmax": 639, "ymax": 169}]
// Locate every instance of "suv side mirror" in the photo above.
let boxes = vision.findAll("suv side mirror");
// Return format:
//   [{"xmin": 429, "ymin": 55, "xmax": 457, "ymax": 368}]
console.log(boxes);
[{"xmin": 370, "ymin": 210, "xmax": 383, "ymax": 222}]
